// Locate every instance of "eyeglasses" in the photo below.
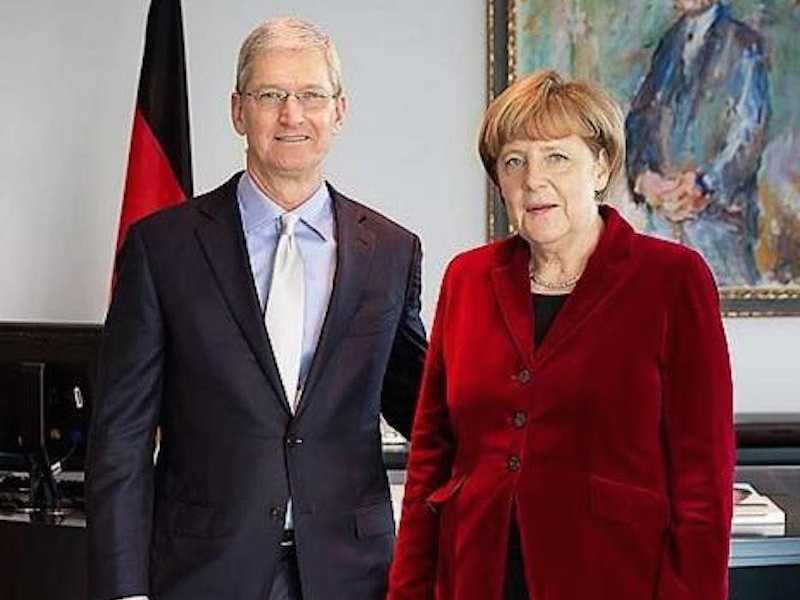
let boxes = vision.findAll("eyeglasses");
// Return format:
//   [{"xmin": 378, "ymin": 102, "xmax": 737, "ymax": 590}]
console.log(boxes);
[{"xmin": 240, "ymin": 88, "xmax": 337, "ymax": 111}]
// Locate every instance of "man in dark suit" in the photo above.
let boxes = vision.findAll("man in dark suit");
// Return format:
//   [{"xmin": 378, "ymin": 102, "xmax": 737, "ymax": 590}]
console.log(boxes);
[
  {"xmin": 625, "ymin": 0, "xmax": 769, "ymax": 286},
  {"xmin": 87, "ymin": 17, "xmax": 426, "ymax": 600}
]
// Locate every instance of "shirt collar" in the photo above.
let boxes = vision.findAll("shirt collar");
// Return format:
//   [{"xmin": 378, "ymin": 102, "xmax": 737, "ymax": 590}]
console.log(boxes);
[
  {"xmin": 236, "ymin": 171, "xmax": 334, "ymax": 241},
  {"xmin": 685, "ymin": 3, "xmax": 720, "ymax": 38}
]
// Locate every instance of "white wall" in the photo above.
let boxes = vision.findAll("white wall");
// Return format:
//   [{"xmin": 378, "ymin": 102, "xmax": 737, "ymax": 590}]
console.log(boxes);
[
  {"xmin": 0, "ymin": 0, "xmax": 146, "ymax": 321},
  {"xmin": 0, "ymin": 1, "xmax": 795, "ymax": 414},
  {"xmin": 727, "ymin": 319, "xmax": 799, "ymax": 414}
]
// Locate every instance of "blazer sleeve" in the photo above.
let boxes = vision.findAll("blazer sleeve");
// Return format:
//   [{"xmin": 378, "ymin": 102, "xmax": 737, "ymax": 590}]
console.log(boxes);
[
  {"xmin": 700, "ymin": 37, "xmax": 769, "ymax": 204},
  {"xmin": 388, "ymin": 262, "xmax": 456, "ymax": 600},
  {"xmin": 87, "ymin": 224, "xmax": 164, "ymax": 600},
  {"xmin": 624, "ymin": 30, "xmax": 676, "ymax": 202},
  {"xmin": 657, "ymin": 251, "xmax": 735, "ymax": 600},
  {"xmin": 381, "ymin": 234, "xmax": 428, "ymax": 439}
]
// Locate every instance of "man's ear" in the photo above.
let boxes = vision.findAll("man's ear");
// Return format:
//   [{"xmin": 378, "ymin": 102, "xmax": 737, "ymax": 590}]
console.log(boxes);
[
  {"xmin": 231, "ymin": 92, "xmax": 246, "ymax": 135},
  {"xmin": 333, "ymin": 94, "xmax": 348, "ymax": 134}
]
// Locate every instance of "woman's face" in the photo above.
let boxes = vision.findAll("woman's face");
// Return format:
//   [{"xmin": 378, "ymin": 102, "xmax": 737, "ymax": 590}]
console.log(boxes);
[{"xmin": 496, "ymin": 134, "xmax": 609, "ymax": 248}]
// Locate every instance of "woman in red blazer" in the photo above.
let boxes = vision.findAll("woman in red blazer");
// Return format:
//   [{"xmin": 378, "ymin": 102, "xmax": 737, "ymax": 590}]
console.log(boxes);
[{"xmin": 388, "ymin": 70, "xmax": 734, "ymax": 600}]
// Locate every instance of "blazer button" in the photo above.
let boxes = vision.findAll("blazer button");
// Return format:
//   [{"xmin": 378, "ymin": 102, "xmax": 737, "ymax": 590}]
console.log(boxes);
[
  {"xmin": 286, "ymin": 435, "xmax": 304, "ymax": 448},
  {"xmin": 507, "ymin": 455, "xmax": 521, "ymax": 472},
  {"xmin": 514, "ymin": 369, "xmax": 531, "ymax": 384},
  {"xmin": 269, "ymin": 506, "xmax": 285, "ymax": 521},
  {"xmin": 512, "ymin": 411, "xmax": 527, "ymax": 429}
]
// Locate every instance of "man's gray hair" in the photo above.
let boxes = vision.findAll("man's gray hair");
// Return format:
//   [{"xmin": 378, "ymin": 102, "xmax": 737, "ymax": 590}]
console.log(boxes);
[{"xmin": 236, "ymin": 17, "xmax": 343, "ymax": 95}]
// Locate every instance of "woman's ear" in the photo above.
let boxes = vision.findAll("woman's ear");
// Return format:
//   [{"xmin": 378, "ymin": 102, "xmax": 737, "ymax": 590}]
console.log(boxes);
[{"xmin": 594, "ymin": 149, "xmax": 611, "ymax": 193}]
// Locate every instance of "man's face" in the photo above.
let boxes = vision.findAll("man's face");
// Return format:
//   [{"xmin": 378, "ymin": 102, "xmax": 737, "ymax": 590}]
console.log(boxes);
[
  {"xmin": 673, "ymin": 0, "xmax": 714, "ymax": 14},
  {"xmin": 231, "ymin": 48, "xmax": 346, "ymax": 183}
]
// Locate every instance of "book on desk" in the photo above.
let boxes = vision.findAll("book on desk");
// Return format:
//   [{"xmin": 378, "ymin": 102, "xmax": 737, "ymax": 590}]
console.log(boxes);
[{"xmin": 733, "ymin": 482, "xmax": 786, "ymax": 536}]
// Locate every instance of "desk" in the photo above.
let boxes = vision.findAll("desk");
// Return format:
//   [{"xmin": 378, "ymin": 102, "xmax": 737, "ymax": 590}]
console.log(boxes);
[
  {"xmin": 0, "ymin": 516, "xmax": 86, "ymax": 600},
  {"xmin": 729, "ymin": 466, "xmax": 800, "ymax": 600},
  {"xmin": 2, "ymin": 466, "xmax": 799, "ymax": 600}
]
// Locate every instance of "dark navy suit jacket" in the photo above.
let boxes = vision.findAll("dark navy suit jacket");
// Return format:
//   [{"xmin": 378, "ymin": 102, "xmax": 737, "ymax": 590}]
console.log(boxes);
[{"xmin": 87, "ymin": 174, "xmax": 426, "ymax": 600}]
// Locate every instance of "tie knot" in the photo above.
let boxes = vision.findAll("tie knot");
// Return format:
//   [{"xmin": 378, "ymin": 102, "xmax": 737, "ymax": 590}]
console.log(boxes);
[{"xmin": 280, "ymin": 213, "xmax": 300, "ymax": 236}]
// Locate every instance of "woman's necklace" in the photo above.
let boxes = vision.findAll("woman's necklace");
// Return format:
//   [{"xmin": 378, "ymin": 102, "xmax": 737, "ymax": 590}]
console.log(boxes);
[
  {"xmin": 527, "ymin": 217, "xmax": 602, "ymax": 292},
  {"xmin": 528, "ymin": 266, "xmax": 582, "ymax": 291}
]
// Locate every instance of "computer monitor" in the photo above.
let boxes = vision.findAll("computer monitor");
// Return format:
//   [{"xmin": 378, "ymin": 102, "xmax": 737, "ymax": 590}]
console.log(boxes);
[
  {"xmin": 0, "ymin": 323, "xmax": 102, "ymax": 475},
  {"xmin": 0, "ymin": 360, "xmax": 64, "ymax": 511}
]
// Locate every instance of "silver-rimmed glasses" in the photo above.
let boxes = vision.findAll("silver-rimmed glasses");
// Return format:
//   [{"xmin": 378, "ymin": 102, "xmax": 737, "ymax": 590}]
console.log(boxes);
[{"xmin": 239, "ymin": 88, "xmax": 337, "ymax": 111}]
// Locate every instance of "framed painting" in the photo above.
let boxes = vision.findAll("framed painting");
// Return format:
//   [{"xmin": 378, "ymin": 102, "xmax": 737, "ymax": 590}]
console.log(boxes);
[{"xmin": 488, "ymin": 0, "xmax": 800, "ymax": 315}]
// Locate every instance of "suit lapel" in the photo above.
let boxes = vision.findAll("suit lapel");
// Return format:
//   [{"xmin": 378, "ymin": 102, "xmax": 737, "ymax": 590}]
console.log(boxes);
[
  {"xmin": 490, "ymin": 236, "xmax": 535, "ymax": 368},
  {"xmin": 532, "ymin": 206, "xmax": 634, "ymax": 368},
  {"xmin": 294, "ymin": 185, "xmax": 375, "ymax": 418},
  {"xmin": 193, "ymin": 174, "xmax": 291, "ymax": 413}
]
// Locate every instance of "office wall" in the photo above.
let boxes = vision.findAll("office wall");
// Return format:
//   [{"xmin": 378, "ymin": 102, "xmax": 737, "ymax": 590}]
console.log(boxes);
[{"xmin": 0, "ymin": 1, "xmax": 796, "ymax": 414}]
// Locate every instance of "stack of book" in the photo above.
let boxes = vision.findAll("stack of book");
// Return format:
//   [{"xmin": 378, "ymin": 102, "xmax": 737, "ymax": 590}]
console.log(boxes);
[
  {"xmin": 732, "ymin": 482, "xmax": 786, "ymax": 536},
  {"xmin": 380, "ymin": 416, "xmax": 407, "ymax": 447}
]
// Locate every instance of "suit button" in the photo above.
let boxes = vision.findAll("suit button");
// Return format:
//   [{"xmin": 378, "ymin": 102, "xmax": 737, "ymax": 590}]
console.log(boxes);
[
  {"xmin": 286, "ymin": 435, "xmax": 304, "ymax": 448},
  {"xmin": 269, "ymin": 506, "xmax": 285, "ymax": 521},
  {"xmin": 514, "ymin": 369, "xmax": 531, "ymax": 384},
  {"xmin": 507, "ymin": 455, "xmax": 521, "ymax": 472},
  {"xmin": 512, "ymin": 411, "xmax": 527, "ymax": 429}
]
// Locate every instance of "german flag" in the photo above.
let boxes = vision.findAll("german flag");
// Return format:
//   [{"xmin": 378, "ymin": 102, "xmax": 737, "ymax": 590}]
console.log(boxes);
[{"xmin": 116, "ymin": 0, "xmax": 192, "ymax": 260}]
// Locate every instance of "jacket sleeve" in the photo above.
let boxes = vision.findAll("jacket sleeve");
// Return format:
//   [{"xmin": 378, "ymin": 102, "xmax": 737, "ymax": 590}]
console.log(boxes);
[
  {"xmin": 624, "ymin": 31, "xmax": 675, "ymax": 202},
  {"xmin": 388, "ymin": 262, "xmax": 457, "ymax": 600},
  {"xmin": 87, "ymin": 224, "xmax": 164, "ymax": 600},
  {"xmin": 381, "ymin": 234, "xmax": 428, "ymax": 439},
  {"xmin": 699, "ymin": 38, "xmax": 769, "ymax": 205},
  {"xmin": 657, "ymin": 251, "xmax": 735, "ymax": 600}
]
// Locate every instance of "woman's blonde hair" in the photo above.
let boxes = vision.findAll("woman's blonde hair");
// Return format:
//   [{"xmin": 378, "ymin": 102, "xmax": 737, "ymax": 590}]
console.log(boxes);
[{"xmin": 479, "ymin": 69, "xmax": 625, "ymax": 201}]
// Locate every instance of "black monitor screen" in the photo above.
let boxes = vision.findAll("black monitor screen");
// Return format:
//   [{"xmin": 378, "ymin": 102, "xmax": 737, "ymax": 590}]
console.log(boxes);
[
  {"xmin": 0, "ymin": 323, "xmax": 102, "ymax": 471},
  {"xmin": 0, "ymin": 363, "xmax": 43, "ymax": 463}
]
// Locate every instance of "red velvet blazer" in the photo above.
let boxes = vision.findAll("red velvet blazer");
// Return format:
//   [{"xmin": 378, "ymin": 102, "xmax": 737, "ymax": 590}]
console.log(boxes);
[{"xmin": 388, "ymin": 206, "xmax": 734, "ymax": 600}]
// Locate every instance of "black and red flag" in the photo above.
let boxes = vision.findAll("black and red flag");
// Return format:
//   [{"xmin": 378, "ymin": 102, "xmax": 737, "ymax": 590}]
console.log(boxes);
[{"xmin": 116, "ymin": 0, "xmax": 192, "ymax": 262}]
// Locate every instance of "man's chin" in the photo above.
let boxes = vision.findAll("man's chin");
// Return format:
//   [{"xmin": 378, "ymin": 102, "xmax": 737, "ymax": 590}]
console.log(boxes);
[
  {"xmin": 252, "ymin": 155, "xmax": 322, "ymax": 180},
  {"xmin": 275, "ymin": 164, "xmax": 325, "ymax": 183}
]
